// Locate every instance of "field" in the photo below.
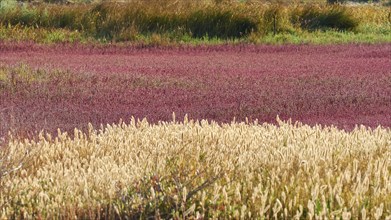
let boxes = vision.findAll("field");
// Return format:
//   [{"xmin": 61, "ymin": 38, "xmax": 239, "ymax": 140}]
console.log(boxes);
[
  {"xmin": 1, "ymin": 0, "xmax": 391, "ymax": 218},
  {"xmin": 1, "ymin": 43, "xmax": 391, "ymax": 138},
  {"xmin": 1, "ymin": 43, "xmax": 391, "ymax": 218}
]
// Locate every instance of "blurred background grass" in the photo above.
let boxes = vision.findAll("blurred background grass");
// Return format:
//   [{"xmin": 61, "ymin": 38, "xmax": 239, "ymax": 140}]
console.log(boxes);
[{"xmin": 0, "ymin": 0, "xmax": 389, "ymax": 44}]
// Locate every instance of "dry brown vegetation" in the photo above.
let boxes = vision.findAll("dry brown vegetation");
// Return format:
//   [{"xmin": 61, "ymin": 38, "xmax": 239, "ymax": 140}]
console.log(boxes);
[{"xmin": 1, "ymin": 116, "xmax": 390, "ymax": 219}]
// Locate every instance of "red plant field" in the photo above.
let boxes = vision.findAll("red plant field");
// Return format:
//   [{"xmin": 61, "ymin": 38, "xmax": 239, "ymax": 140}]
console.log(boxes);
[{"xmin": 0, "ymin": 43, "xmax": 390, "ymax": 138}]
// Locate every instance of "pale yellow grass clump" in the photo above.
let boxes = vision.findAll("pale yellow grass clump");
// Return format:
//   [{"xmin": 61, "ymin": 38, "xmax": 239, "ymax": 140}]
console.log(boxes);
[{"xmin": 1, "ymin": 116, "xmax": 391, "ymax": 219}]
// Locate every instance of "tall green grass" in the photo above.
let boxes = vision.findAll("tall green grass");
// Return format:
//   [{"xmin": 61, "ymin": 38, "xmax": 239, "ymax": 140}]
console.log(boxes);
[
  {"xmin": 291, "ymin": 5, "xmax": 359, "ymax": 31},
  {"xmin": 0, "ymin": 0, "xmax": 389, "ymax": 43}
]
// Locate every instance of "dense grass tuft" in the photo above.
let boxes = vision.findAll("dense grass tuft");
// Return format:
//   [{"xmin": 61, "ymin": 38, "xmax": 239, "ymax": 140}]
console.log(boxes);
[
  {"xmin": 292, "ymin": 6, "xmax": 359, "ymax": 31},
  {"xmin": 187, "ymin": 8, "xmax": 257, "ymax": 38}
]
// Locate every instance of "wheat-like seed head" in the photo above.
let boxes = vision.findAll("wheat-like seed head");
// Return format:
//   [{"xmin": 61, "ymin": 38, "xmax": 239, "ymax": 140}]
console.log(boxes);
[{"xmin": 0, "ymin": 118, "xmax": 390, "ymax": 218}]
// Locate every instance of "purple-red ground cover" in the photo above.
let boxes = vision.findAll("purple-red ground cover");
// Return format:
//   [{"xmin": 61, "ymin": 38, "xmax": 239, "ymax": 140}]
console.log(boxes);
[{"xmin": 0, "ymin": 43, "xmax": 390, "ymax": 138}]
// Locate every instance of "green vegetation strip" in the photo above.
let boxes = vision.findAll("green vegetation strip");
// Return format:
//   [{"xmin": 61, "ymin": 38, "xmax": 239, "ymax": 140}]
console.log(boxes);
[{"xmin": 0, "ymin": 0, "xmax": 390, "ymax": 44}]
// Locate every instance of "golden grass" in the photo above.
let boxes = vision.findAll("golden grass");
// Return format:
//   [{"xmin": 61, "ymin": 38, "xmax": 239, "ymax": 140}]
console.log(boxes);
[{"xmin": 1, "ymin": 116, "xmax": 391, "ymax": 218}]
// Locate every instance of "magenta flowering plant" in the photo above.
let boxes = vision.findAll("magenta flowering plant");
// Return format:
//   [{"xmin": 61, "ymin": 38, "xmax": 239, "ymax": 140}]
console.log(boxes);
[{"xmin": 0, "ymin": 43, "xmax": 390, "ymax": 139}]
